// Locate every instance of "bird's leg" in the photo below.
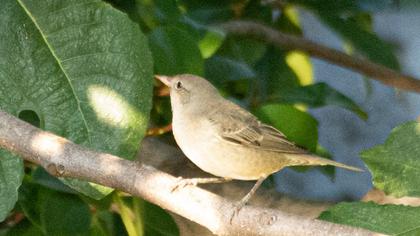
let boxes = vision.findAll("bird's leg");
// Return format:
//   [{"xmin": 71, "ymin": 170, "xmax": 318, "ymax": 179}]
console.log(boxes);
[
  {"xmin": 230, "ymin": 176, "xmax": 267, "ymax": 224},
  {"xmin": 171, "ymin": 177, "xmax": 232, "ymax": 192}
]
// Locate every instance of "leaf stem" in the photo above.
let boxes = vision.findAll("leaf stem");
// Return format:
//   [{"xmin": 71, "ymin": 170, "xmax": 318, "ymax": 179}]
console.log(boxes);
[{"xmin": 113, "ymin": 193, "xmax": 143, "ymax": 236}]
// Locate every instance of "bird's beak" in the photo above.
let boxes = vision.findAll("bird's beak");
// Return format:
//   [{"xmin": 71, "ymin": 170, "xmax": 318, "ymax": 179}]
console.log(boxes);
[{"xmin": 154, "ymin": 75, "xmax": 173, "ymax": 87}]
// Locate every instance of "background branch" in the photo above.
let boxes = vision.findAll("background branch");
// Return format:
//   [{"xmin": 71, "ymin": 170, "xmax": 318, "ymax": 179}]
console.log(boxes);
[
  {"xmin": 0, "ymin": 110, "xmax": 378, "ymax": 235},
  {"xmin": 220, "ymin": 21, "xmax": 420, "ymax": 93}
]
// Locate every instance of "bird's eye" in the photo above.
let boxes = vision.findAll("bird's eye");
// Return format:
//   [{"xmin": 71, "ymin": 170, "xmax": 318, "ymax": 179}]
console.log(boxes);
[{"xmin": 175, "ymin": 81, "xmax": 183, "ymax": 90}]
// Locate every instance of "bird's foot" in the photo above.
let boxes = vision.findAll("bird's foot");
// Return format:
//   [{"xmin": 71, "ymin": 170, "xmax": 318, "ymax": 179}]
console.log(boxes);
[
  {"xmin": 171, "ymin": 177, "xmax": 198, "ymax": 192},
  {"xmin": 229, "ymin": 200, "xmax": 247, "ymax": 224},
  {"xmin": 171, "ymin": 177, "xmax": 232, "ymax": 192}
]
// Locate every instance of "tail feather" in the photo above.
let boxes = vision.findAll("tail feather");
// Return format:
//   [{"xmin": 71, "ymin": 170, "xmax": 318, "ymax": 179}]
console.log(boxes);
[{"xmin": 288, "ymin": 154, "xmax": 363, "ymax": 172}]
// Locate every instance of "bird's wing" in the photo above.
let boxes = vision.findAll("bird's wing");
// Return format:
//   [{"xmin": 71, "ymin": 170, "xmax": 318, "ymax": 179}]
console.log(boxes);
[{"xmin": 208, "ymin": 101, "xmax": 308, "ymax": 154}]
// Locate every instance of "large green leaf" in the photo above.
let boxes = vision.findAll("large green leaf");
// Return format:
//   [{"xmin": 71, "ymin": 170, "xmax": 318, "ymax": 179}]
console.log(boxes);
[
  {"xmin": 0, "ymin": 0, "xmax": 153, "ymax": 199},
  {"xmin": 149, "ymin": 26, "xmax": 204, "ymax": 76},
  {"xmin": 0, "ymin": 151, "xmax": 23, "ymax": 222},
  {"xmin": 319, "ymin": 202, "xmax": 420, "ymax": 235},
  {"xmin": 254, "ymin": 104, "xmax": 318, "ymax": 152},
  {"xmin": 41, "ymin": 191, "xmax": 91, "ymax": 235},
  {"xmin": 19, "ymin": 182, "xmax": 92, "ymax": 235},
  {"xmin": 361, "ymin": 121, "xmax": 420, "ymax": 197}
]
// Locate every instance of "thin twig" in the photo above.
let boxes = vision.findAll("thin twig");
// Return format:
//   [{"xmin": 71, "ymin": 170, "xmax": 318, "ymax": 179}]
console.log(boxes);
[
  {"xmin": 0, "ymin": 110, "xmax": 378, "ymax": 236},
  {"xmin": 219, "ymin": 20, "xmax": 420, "ymax": 93}
]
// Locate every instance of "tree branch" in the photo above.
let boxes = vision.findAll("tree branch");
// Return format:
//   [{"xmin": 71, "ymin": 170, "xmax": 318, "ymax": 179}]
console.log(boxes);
[
  {"xmin": 0, "ymin": 110, "xmax": 378, "ymax": 236},
  {"xmin": 219, "ymin": 20, "xmax": 420, "ymax": 93}
]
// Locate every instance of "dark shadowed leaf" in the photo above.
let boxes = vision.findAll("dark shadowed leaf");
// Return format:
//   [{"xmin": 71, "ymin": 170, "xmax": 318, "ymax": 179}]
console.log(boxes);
[
  {"xmin": 180, "ymin": 0, "xmax": 234, "ymax": 24},
  {"xmin": 40, "ymin": 191, "xmax": 91, "ymax": 235},
  {"xmin": 255, "ymin": 48, "xmax": 301, "ymax": 99},
  {"xmin": 149, "ymin": 26, "xmax": 204, "ymax": 76},
  {"xmin": 319, "ymin": 201, "xmax": 420, "ymax": 235},
  {"xmin": 269, "ymin": 83, "xmax": 367, "ymax": 120},
  {"xmin": 217, "ymin": 37, "xmax": 266, "ymax": 66},
  {"xmin": 0, "ymin": 151, "xmax": 23, "ymax": 222},
  {"xmin": 3, "ymin": 219, "xmax": 44, "ymax": 236},
  {"xmin": 32, "ymin": 167, "xmax": 77, "ymax": 194},
  {"xmin": 143, "ymin": 200, "xmax": 179, "ymax": 236},
  {"xmin": 205, "ymin": 56, "xmax": 255, "ymax": 87},
  {"xmin": 290, "ymin": 0, "xmax": 399, "ymax": 69},
  {"xmin": 361, "ymin": 121, "xmax": 420, "ymax": 197},
  {"xmin": 134, "ymin": 0, "xmax": 181, "ymax": 30}
]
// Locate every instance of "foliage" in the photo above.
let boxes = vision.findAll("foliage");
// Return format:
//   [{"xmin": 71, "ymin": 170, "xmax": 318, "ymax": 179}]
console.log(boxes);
[
  {"xmin": 362, "ymin": 122, "xmax": 420, "ymax": 197},
  {"xmin": 0, "ymin": 0, "xmax": 416, "ymax": 235},
  {"xmin": 320, "ymin": 121, "xmax": 420, "ymax": 233},
  {"xmin": 319, "ymin": 202, "xmax": 420, "ymax": 235}
]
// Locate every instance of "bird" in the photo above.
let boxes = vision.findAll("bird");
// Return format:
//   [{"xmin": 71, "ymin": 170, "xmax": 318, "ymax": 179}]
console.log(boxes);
[{"xmin": 155, "ymin": 74, "xmax": 362, "ymax": 221}]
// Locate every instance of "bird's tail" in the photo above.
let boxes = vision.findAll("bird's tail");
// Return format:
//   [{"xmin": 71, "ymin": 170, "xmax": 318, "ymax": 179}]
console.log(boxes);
[{"xmin": 287, "ymin": 154, "xmax": 363, "ymax": 172}]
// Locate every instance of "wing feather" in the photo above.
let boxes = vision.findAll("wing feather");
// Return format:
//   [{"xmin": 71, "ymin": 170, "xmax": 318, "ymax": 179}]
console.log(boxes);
[{"xmin": 208, "ymin": 101, "xmax": 308, "ymax": 154}]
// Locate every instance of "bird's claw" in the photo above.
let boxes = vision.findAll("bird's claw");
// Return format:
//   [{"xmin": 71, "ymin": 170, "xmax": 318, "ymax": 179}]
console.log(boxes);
[
  {"xmin": 171, "ymin": 177, "xmax": 197, "ymax": 192},
  {"xmin": 229, "ymin": 201, "xmax": 246, "ymax": 224}
]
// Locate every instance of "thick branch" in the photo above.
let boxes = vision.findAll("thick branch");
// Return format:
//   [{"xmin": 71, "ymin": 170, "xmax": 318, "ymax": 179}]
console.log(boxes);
[
  {"xmin": 0, "ymin": 110, "xmax": 377, "ymax": 236},
  {"xmin": 220, "ymin": 21, "xmax": 420, "ymax": 93}
]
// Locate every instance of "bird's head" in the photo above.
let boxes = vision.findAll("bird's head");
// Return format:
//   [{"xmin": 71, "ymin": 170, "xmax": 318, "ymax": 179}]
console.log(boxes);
[{"xmin": 155, "ymin": 74, "xmax": 222, "ymax": 115}]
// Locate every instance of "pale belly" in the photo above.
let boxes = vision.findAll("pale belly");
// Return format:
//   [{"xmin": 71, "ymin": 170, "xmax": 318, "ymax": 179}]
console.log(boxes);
[{"xmin": 173, "ymin": 119, "xmax": 287, "ymax": 180}]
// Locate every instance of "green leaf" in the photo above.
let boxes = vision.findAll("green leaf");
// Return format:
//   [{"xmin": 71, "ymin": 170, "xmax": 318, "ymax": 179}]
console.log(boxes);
[
  {"xmin": 40, "ymin": 191, "xmax": 91, "ymax": 235},
  {"xmin": 361, "ymin": 121, "xmax": 420, "ymax": 197},
  {"xmin": 32, "ymin": 167, "xmax": 77, "ymax": 194},
  {"xmin": 270, "ymin": 83, "xmax": 367, "ymax": 120},
  {"xmin": 181, "ymin": 0, "xmax": 234, "ymax": 25},
  {"xmin": 319, "ymin": 13, "xmax": 399, "ymax": 70},
  {"xmin": 254, "ymin": 104, "xmax": 318, "ymax": 152},
  {"xmin": 290, "ymin": 0, "xmax": 399, "ymax": 69},
  {"xmin": 319, "ymin": 201, "xmax": 420, "ymax": 235},
  {"xmin": 217, "ymin": 37, "xmax": 266, "ymax": 66},
  {"xmin": 3, "ymin": 219, "xmax": 44, "ymax": 236},
  {"xmin": 149, "ymin": 26, "xmax": 204, "ymax": 76},
  {"xmin": 0, "ymin": 0, "xmax": 153, "ymax": 199},
  {"xmin": 113, "ymin": 195, "xmax": 179, "ymax": 236},
  {"xmin": 198, "ymin": 28, "xmax": 226, "ymax": 59},
  {"xmin": 143, "ymin": 200, "xmax": 179, "ymax": 236},
  {"xmin": 205, "ymin": 56, "xmax": 255, "ymax": 87},
  {"xmin": 134, "ymin": 0, "xmax": 181, "ymax": 30},
  {"xmin": 19, "ymin": 183, "xmax": 92, "ymax": 235},
  {"xmin": 255, "ymin": 48, "xmax": 301, "ymax": 98},
  {"xmin": 0, "ymin": 151, "xmax": 24, "ymax": 222},
  {"xmin": 18, "ymin": 182, "xmax": 43, "ymax": 230}
]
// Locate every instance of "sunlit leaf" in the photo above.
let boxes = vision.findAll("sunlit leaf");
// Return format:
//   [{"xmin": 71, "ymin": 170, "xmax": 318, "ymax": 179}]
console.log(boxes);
[
  {"xmin": 199, "ymin": 28, "xmax": 226, "ymax": 58},
  {"xmin": 285, "ymin": 50, "xmax": 313, "ymax": 86}
]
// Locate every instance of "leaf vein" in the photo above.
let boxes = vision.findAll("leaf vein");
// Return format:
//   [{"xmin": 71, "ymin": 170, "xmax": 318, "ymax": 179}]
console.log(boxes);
[{"xmin": 17, "ymin": 0, "xmax": 92, "ymax": 144}]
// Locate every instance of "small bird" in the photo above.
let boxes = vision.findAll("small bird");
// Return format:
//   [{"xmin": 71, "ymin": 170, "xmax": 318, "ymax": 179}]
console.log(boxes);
[{"xmin": 155, "ymin": 74, "xmax": 362, "ymax": 220}]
